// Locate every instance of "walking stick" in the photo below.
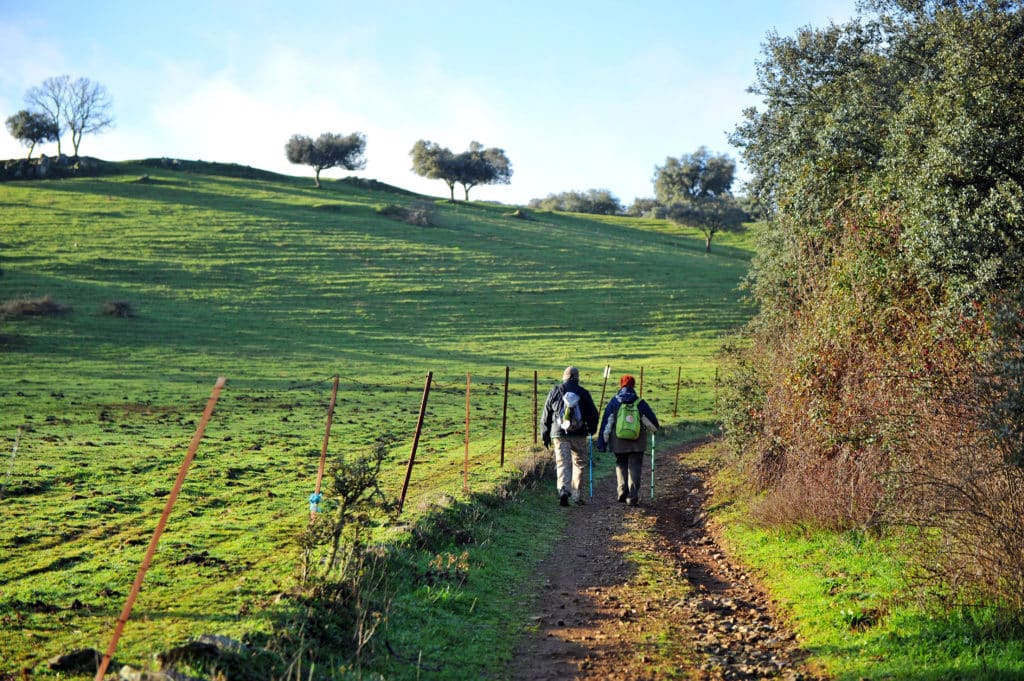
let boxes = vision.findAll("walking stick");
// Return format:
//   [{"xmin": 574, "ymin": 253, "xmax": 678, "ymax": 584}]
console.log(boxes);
[
  {"xmin": 650, "ymin": 432, "xmax": 656, "ymax": 499},
  {"xmin": 599, "ymin": 365, "xmax": 611, "ymax": 410},
  {"xmin": 588, "ymin": 435, "xmax": 593, "ymax": 498}
]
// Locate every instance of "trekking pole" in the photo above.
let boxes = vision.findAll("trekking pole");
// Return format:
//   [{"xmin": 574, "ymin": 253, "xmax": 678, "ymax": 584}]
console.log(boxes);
[
  {"xmin": 599, "ymin": 365, "xmax": 611, "ymax": 409},
  {"xmin": 588, "ymin": 435, "xmax": 593, "ymax": 499},
  {"xmin": 650, "ymin": 432, "xmax": 656, "ymax": 499}
]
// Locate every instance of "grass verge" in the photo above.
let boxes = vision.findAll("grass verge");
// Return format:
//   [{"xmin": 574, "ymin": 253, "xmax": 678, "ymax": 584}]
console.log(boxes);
[{"xmin": 700, "ymin": 441, "xmax": 1024, "ymax": 680}]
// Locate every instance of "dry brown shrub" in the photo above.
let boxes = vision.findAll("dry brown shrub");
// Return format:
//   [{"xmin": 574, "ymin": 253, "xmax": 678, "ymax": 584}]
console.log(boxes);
[
  {"xmin": 376, "ymin": 201, "xmax": 434, "ymax": 226},
  {"xmin": 888, "ymin": 401, "xmax": 1024, "ymax": 615},
  {"xmin": 101, "ymin": 300, "xmax": 135, "ymax": 317},
  {"xmin": 0, "ymin": 295, "xmax": 71, "ymax": 318}
]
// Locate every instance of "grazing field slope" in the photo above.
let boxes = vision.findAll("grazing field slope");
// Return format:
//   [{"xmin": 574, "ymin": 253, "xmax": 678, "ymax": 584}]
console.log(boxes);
[{"xmin": 0, "ymin": 161, "xmax": 755, "ymax": 676}]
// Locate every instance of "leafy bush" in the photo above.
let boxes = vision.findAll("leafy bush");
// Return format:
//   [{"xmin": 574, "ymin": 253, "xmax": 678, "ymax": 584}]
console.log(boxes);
[
  {"xmin": 527, "ymin": 188, "xmax": 622, "ymax": 215},
  {"xmin": 725, "ymin": 0, "xmax": 1024, "ymax": 615}
]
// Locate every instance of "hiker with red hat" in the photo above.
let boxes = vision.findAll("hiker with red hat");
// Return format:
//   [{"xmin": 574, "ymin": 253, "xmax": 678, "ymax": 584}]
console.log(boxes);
[{"xmin": 596, "ymin": 374, "xmax": 659, "ymax": 506}]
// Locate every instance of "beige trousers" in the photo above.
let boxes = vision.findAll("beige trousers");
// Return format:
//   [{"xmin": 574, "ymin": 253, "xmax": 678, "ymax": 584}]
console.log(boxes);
[{"xmin": 554, "ymin": 435, "xmax": 588, "ymax": 502}]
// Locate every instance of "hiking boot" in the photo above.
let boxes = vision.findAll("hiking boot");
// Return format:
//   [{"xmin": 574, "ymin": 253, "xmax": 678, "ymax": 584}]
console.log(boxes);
[
  {"xmin": 617, "ymin": 493, "xmax": 627, "ymax": 503},
  {"xmin": 560, "ymin": 493, "xmax": 569, "ymax": 507},
  {"xmin": 625, "ymin": 497, "xmax": 638, "ymax": 507},
  {"xmin": 574, "ymin": 498, "xmax": 586, "ymax": 506}
]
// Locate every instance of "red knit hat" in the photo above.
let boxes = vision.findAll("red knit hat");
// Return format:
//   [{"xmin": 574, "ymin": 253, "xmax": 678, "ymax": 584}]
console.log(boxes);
[{"xmin": 620, "ymin": 374, "xmax": 635, "ymax": 388}]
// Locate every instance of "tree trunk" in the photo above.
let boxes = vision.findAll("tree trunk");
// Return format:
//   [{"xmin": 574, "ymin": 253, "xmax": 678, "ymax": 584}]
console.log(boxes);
[
  {"xmin": 705, "ymin": 236, "xmax": 712, "ymax": 252},
  {"xmin": 314, "ymin": 168, "xmax": 322, "ymax": 188}
]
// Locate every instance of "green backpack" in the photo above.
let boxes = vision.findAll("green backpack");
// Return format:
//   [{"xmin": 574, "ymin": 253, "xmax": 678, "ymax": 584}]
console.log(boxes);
[{"xmin": 615, "ymin": 399, "xmax": 642, "ymax": 440}]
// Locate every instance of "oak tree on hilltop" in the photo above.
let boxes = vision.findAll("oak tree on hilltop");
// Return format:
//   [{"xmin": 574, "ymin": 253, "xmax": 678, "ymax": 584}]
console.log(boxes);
[
  {"xmin": 286, "ymin": 132, "xmax": 367, "ymax": 188},
  {"xmin": 410, "ymin": 140, "xmax": 512, "ymax": 201}
]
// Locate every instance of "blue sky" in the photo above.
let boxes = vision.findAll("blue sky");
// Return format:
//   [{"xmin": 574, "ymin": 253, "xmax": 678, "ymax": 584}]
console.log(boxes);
[{"xmin": 1, "ymin": 1, "xmax": 856, "ymax": 205}]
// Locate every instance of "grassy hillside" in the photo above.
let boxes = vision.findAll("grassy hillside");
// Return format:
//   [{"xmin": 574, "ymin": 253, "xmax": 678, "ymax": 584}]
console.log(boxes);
[{"xmin": 0, "ymin": 162, "xmax": 755, "ymax": 677}]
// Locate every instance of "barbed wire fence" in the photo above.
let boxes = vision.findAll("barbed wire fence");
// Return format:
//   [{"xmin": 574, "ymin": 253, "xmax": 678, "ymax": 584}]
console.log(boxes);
[{"xmin": 2, "ymin": 363, "xmax": 722, "ymax": 674}]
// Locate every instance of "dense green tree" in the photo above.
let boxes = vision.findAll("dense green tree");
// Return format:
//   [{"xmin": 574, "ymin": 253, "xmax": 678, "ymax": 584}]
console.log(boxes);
[
  {"xmin": 455, "ymin": 142, "xmax": 512, "ymax": 200},
  {"xmin": 653, "ymin": 147, "xmax": 736, "ymax": 205},
  {"xmin": 666, "ymin": 195, "xmax": 748, "ymax": 252},
  {"xmin": 410, "ymin": 140, "xmax": 512, "ymax": 201},
  {"xmin": 5, "ymin": 110, "xmax": 59, "ymax": 159},
  {"xmin": 652, "ymin": 147, "xmax": 742, "ymax": 251},
  {"xmin": 409, "ymin": 140, "xmax": 458, "ymax": 200},
  {"xmin": 286, "ymin": 132, "xmax": 367, "ymax": 188},
  {"xmin": 624, "ymin": 197, "xmax": 661, "ymax": 217}
]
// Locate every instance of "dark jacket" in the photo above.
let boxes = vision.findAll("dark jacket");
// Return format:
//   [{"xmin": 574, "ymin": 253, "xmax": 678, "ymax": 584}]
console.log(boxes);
[
  {"xmin": 596, "ymin": 387, "xmax": 659, "ymax": 454},
  {"xmin": 540, "ymin": 379, "xmax": 600, "ymax": 442}
]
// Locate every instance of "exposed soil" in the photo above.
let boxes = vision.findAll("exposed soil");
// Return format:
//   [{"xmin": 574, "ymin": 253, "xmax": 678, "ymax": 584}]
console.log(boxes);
[{"xmin": 506, "ymin": 439, "xmax": 827, "ymax": 681}]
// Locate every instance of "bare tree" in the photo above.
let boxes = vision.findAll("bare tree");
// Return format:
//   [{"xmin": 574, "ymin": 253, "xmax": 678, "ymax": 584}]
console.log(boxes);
[
  {"xmin": 65, "ymin": 77, "xmax": 114, "ymax": 157},
  {"xmin": 25, "ymin": 75, "xmax": 69, "ymax": 156},
  {"xmin": 24, "ymin": 75, "xmax": 114, "ymax": 157}
]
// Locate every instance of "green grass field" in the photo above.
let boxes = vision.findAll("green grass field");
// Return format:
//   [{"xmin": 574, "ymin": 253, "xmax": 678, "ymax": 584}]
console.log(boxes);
[{"xmin": 0, "ymin": 161, "xmax": 753, "ymax": 677}]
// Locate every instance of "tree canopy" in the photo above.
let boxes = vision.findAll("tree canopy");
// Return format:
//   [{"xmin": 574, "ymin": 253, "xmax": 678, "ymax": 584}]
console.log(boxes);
[
  {"xmin": 286, "ymin": 132, "xmax": 367, "ymax": 187},
  {"xmin": 410, "ymin": 140, "xmax": 512, "ymax": 201},
  {"xmin": 653, "ymin": 147, "xmax": 736, "ymax": 205},
  {"xmin": 665, "ymin": 196, "xmax": 748, "ymax": 252},
  {"xmin": 5, "ymin": 110, "xmax": 59, "ymax": 159}
]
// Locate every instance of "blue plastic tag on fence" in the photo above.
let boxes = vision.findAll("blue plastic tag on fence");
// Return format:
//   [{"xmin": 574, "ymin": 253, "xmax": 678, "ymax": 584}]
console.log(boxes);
[{"xmin": 308, "ymin": 492, "xmax": 323, "ymax": 513}]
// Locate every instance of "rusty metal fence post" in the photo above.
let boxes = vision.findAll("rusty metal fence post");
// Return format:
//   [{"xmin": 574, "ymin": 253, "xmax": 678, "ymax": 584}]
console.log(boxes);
[
  {"xmin": 310, "ymin": 375, "xmax": 339, "ymax": 522},
  {"xmin": 499, "ymin": 366, "xmax": 509, "ymax": 467},
  {"xmin": 94, "ymin": 377, "xmax": 226, "ymax": 681},
  {"xmin": 464, "ymin": 372, "xmax": 470, "ymax": 494},
  {"xmin": 398, "ymin": 372, "xmax": 432, "ymax": 515}
]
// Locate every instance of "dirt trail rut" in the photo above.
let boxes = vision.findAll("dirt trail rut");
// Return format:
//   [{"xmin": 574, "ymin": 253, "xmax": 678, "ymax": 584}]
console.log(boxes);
[{"xmin": 505, "ymin": 440, "xmax": 825, "ymax": 680}]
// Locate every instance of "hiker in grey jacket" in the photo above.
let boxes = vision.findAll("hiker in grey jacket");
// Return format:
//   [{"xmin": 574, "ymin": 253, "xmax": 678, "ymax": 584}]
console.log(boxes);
[
  {"xmin": 540, "ymin": 366, "xmax": 600, "ymax": 506},
  {"xmin": 596, "ymin": 374, "xmax": 659, "ymax": 506}
]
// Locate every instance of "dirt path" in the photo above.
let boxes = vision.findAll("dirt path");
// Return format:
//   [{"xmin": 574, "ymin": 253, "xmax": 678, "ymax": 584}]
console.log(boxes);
[{"xmin": 505, "ymin": 439, "xmax": 825, "ymax": 681}]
